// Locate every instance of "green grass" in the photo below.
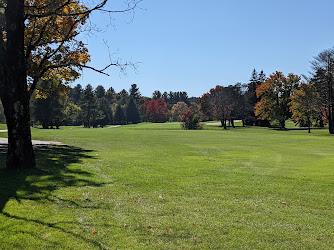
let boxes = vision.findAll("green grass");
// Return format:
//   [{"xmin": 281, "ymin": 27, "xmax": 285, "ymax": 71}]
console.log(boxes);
[
  {"xmin": 0, "ymin": 123, "xmax": 334, "ymax": 248},
  {"xmin": 0, "ymin": 124, "xmax": 7, "ymax": 130}
]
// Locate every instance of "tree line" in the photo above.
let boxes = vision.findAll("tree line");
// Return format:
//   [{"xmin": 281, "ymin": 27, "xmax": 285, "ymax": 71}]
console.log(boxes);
[
  {"xmin": 1, "ymin": 46, "xmax": 333, "ymax": 134},
  {"xmin": 200, "ymin": 46, "xmax": 334, "ymax": 134},
  {"xmin": 9, "ymin": 82, "xmax": 200, "ymax": 128}
]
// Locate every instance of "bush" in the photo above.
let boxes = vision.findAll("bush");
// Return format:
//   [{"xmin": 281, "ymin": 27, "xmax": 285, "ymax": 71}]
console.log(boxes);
[{"xmin": 180, "ymin": 106, "xmax": 202, "ymax": 130}]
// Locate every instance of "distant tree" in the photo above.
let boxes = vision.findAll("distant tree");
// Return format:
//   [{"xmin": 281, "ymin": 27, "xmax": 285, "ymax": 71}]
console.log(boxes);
[
  {"xmin": 162, "ymin": 91, "xmax": 168, "ymax": 104},
  {"xmin": 310, "ymin": 47, "xmax": 334, "ymax": 133},
  {"xmin": 168, "ymin": 91, "xmax": 174, "ymax": 106},
  {"xmin": 70, "ymin": 84, "xmax": 83, "ymax": 105},
  {"xmin": 140, "ymin": 98, "xmax": 168, "ymax": 123},
  {"xmin": 200, "ymin": 84, "xmax": 245, "ymax": 129},
  {"xmin": 105, "ymin": 87, "xmax": 115, "ymax": 103},
  {"xmin": 179, "ymin": 91, "xmax": 190, "ymax": 105},
  {"xmin": 139, "ymin": 101, "xmax": 149, "ymax": 121},
  {"xmin": 244, "ymin": 69, "xmax": 268, "ymax": 126},
  {"xmin": 31, "ymin": 80, "xmax": 65, "ymax": 129},
  {"xmin": 245, "ymin": 69, "xmax": 259, "ymax": 124},
  {"xmin": 118, "ymin": 89, "xmax": 129, "ymax": 105},
  {"xmin": 138, "ymin": 96, "xmax": 151, "ymax": 106},
  {"xmin": 80, "ymin": 84, "xmax": 100, "ymax": 128},
  {"xmin": 255, "ymin": 72, "xmax": 300, "ymax": 128},
  {"xmin": 258, "ymin": 70, "xmax": 266, "ymax": 84},
  {"xmin": 290, "ymin": 82, "xmax": 321, "ymax": 133},
  {"xmin": 98, "ymin": 97, "xmax": 112, "ymax": 127},
  {"xmin": 188, "ymin": 97, "xmax": 200, "ymax": 104},
  {"xmin": 126, "ymin": 97, "xmax": 141, "ymax": 124},
  {"xmin": 190, "ymin": 102, "xmax": 201, "ymax": 116},
  {"xmin": 129, "ymin": 84, "xmax": 141, "ymax": 104},
  {"xmin": 152, "ymin": 90, "xmax": 162, "ymax": 100},
  {"xmin": 62, "ymin": 101, "xmax": 82, "ymax": 126},
  {"xmin": 96, "ymin": 85, "xmax": 106, "ymax": 99},
  {"xmin": 171, "ymin": 102, "xmax": 188, "ymax": 121},
  {"xmin": 180, "ymin": 106, "xmax": 201, "ymax": 130},
  {"xmin": 114, "ymin": 104, "xmax": 126, "ymax": 125}
]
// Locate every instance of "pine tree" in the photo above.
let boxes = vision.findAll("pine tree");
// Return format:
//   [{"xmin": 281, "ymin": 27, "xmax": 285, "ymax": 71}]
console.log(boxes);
[
  {"xmin": 70, "ymin": 84, "xmax": 83, "ymax": 105},
  {"xmin": 114, "ymin": 104, "xmax": 126, "ymax": 125},
  {"xmin": 95, "ymin": 85, "xmax": 106, "ymax": 99},
  {"xmin": 152, "ymin": 90, "xmax": 162, "ymax": 100},
  {"xmin": 98, "ymin": 97, "xmax": 112, "ymax": 127},
  {"xmin": 126, "ymin": 97, "xmax": 141, "ymax": 124},
  {"xmin": 129, "ymin": 84, "xmax": 141, "ymax": 104},
  {"xmin": 80, "ymin": 84, "xmax": 100, "ymax": 128}
]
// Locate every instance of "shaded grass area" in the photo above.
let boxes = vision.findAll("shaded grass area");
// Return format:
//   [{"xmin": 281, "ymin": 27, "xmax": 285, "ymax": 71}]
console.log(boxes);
[
  {"xmin": 0, "ymin": 123, "xmax": 334, "ymax": 248},
  {"xmin": 0, "ymin": 146, "xmax": 113, "ymax": 248}
]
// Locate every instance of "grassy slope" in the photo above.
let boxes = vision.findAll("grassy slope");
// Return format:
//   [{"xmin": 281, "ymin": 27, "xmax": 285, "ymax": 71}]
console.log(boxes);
[{"xmin": 0, "ymin": 123, "xmax": 333, "ymax": 249}]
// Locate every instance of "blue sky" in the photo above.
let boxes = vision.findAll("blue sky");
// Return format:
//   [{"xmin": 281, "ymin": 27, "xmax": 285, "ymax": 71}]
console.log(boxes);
[{"xmin": 75, "ymin": 0, "xmax": 334, "ymax": 97}]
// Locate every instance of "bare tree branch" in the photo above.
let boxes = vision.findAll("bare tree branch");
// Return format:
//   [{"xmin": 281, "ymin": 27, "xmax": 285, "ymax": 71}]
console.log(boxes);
[{"xmin": 25, "ymin": 0, "xmax": 107, "ymax": 19}]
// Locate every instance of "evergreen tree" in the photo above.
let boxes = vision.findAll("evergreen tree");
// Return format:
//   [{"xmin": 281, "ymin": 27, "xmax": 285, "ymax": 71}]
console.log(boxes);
[
  {"xmin": 152, "ymin": 90, "xmax": 162, "ymax": 100},
  {"xmin": 96, "ymin": 85, "xmax": 106, "ymax": 99},
  {"xmin": 258, "ymin": 70, "xmax": 266, "ymax": 83},
  {"xmin": 162, "ymin": 91, "xmax": 168, "ymax": 104},
  {"xmin": 31, "ymin": 80, "xmax": 65, "ymax": 129},
  {"xmin": 70, "ymin": 84, "xmax": 83, "ymax": 105},
  {"xmin": 80, "ymin": 84, "xmax": 100, "ymax": 128},
  {"xmin": 168, "ymin": 91, "xmax": 174, "ymax": 105},
  {"xmin": 98, "ymin": 97, "xmax": 112, "ymax": 127},
  {"xmin": 114, "ymin": 104, "xmax": 126, "ymax": 125},
  {"xmin": 119, "ymin": 89, "xmax": 129, "ymax": 105},
  {"xmin": 105, "ymin": 87, "xmax": 115, "ymax": 103},
  {"xmin": 180, "ymin": 91, "xmax": 190, "ymax": 105},
  {"xmin": 126, "ymin": 97, "xmax": 141, "ymax": 124},
  {"xmin": 129, "ymin": 84, "xmax": 141, "ymax": 104}
]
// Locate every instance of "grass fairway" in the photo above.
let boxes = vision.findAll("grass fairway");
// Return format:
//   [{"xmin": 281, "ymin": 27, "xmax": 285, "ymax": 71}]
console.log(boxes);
[{"xmin": 0, "ymin": 123, "xmax": 334, "ymax": 249}]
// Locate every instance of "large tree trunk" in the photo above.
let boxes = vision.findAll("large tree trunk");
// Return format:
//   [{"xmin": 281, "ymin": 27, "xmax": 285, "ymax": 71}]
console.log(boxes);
[
  {"xmin": 0, "ymin": 0, "xmax": 36, "ymax": 169},
  {"xmin": 279, "ymin": 120, "xmax": 285, "ymax": 129},
  {"xmin": 3, "ymin": 97, "xmax": 35, "ymax": 169}
]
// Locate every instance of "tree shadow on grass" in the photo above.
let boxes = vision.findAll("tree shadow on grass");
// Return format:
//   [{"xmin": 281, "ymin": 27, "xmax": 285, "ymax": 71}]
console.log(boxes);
[{"xmin": 0, "ymin": 145, "xmax": 110, "ymax": 248}]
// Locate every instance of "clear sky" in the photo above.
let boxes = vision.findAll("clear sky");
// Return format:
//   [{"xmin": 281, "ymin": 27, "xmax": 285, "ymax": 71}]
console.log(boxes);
[{"xmin": 75, "ymin": 0, "xmax": 334, "ymax": 97}]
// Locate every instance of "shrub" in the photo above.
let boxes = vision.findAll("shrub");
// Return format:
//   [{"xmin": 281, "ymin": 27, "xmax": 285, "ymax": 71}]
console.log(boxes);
[{"xmin": 180, "ymin": 106, "xmax": 202, "ymax": 130}]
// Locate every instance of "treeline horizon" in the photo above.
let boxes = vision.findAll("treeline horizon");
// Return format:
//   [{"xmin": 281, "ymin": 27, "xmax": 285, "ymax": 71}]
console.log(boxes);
[{"xmin": 0, "ymin": 46, "xmax": 333, "ymax": 133}]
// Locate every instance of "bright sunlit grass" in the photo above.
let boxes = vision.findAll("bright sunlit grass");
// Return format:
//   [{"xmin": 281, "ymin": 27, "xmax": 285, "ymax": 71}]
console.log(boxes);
[{"xmin": 0, "ymin": 123, "xmax": 333, "ymax": 248}]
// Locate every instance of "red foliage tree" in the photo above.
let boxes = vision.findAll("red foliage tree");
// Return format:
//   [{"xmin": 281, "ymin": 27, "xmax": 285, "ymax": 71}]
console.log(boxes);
[
  {"xmin": 180, "ymin": 106, "xmax": 201, "ymax": 129},
  {"xmin": 139, "ymin": 98, "xmax": 168, "ymax": 123}
]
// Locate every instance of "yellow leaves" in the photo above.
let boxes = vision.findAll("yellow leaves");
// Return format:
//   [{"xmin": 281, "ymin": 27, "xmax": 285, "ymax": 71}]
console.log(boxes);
[
  {"xmin": 35, "ymin": 89, "xmax": 49, "ymax": 99},
  {"xmin": 24, "ymin": 0, "xmax": 91, "ymax": 85}
]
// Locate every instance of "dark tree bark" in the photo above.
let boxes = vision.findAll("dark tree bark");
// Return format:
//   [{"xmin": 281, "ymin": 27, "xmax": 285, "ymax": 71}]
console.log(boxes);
[{"xmin": 0, "ymin": 0, "xmax": 36, "ymax": 169}]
